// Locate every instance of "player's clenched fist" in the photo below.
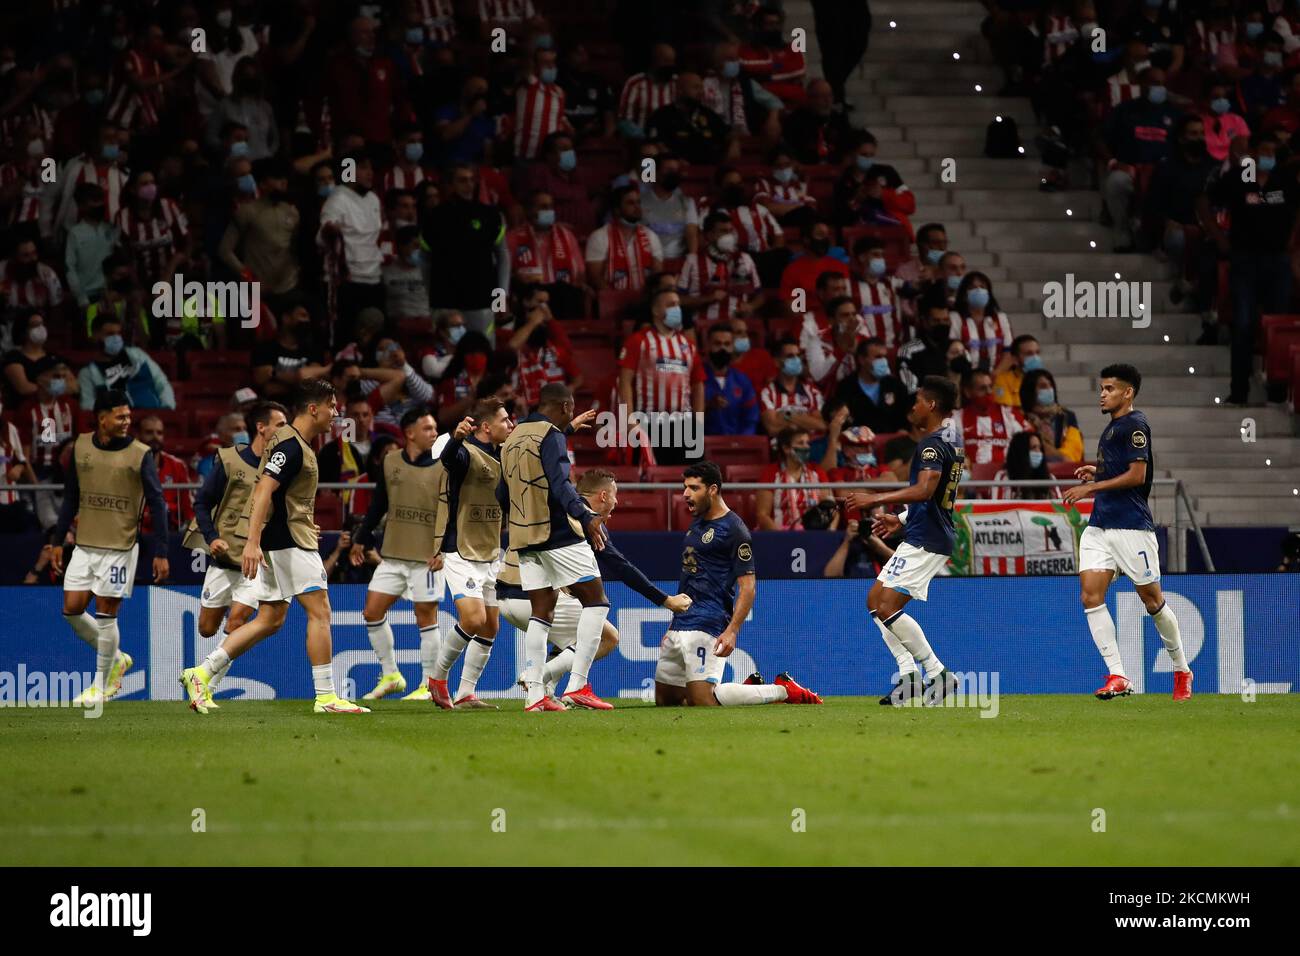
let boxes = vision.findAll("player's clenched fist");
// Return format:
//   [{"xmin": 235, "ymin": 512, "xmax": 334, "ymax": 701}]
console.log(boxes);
[
  {"xmin": 713, "ymin": 628, "xmax": 737, "ymax": 658},
  {"xmin": 663, "ymin": 593, "xmax": 692, "ymax": 613},
  {"xmin": 453, "ymin": 416, "xmax": 476, "ymax": 441}
]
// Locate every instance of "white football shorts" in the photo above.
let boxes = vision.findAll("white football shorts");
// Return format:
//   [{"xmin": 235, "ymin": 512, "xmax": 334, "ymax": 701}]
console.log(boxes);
[{"xmin": 1079, "ymin": 526, "xmax": 1160, "ymax": 583}]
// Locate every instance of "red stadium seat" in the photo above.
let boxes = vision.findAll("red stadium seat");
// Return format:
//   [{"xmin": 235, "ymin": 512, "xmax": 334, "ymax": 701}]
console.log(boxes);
[
  {"xmin": 597, "ymin": 288, "xmax": 642, "ymax": 323},
  {"xmin": 723, "ymin": 463, "xmax": 766, "ymax": 484},
  {"xmin": 967, "ymin": 461, "xmax": 1003, "ymax": 499},
  {"xmin": 643, "ymin": 465, "xmax": 685, "ymax": 484},
  {"xmin": 1261, "ymin": 314, "xmax": 1300, "ymax": 354},
  {"xmin": 559, "ymin": 318, "xmax": 617, "ymax": 348},
  {"xmin": 670, "ymin": 490, "xmax": 756, "ymax": 530},
  {"xmin": 186, "ymin": 350, "xmax": 248, "ymax": 377},
  {"xmin": 870, "ymin": 430, "xmax": 909, "ymax": 460},
  {"xmin": 702, "ymin": 434, "xmax": 770, "ymax": 467},
  {"xmin": 567, "ymin": 430, "xmax": 607, "ymax": 465},
  {"xmin": 1048, "ymin": 460, "xmax": 1088, "ymax": 480},
  {"xmin": 1291, "ymin": 345, "xmax": 1300, "ymax": 414},
  {"xmin": 1265, "ymin": 326, "xmax": 1300, "ymax": 385},
  {"xmin": 610, "ymin": 491, "xmax": 668, "ymax": 530},
  {"xmin": 314, "ymin": 491, "xmax": 343, "ymax": 531},
  {"xmin": 571, "ymin": 347, "xmax": 614, "ymax": 383},
  {"xmin": 571, "ymin": 464, "xmax": 642, "ymax": 484}
]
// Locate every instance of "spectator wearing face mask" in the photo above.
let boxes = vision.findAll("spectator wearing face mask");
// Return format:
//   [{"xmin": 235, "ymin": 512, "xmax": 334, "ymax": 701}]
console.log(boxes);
[
  {"xmin": 84, "ymin": 251, "xmax": 152, "ymax": 345},
  {"xmin": 821, "ymin": 403, "xmax": 884, "ymax": 483},
  {"xmin": 192, "ymin": 411, "xmax": 248, "ymax": 482},
  {"xmin": 740, "ymin": 6, "xmax": 809, "ymax": 108},
  {"xmin": 701, "ymin": 322, "xmax": 759, "ymax": 436},
  {"xmin": 327, "ymin": 17, "xmax": 403, "ymax": 152},
  {"xmin": 990, "ymin": 431, "xmax": 1059, "ymax": 500},
  {"xmin": 502, "ymin": 284, "xmax": 582, "ymax": 410},
  {"xmin": 0, "ymin": 392, "xmax": 36, "ymax": 532},
  {"xmin": 585, "ymin": 184, "xmax": 664, "ymax": 291},
  {"xmin": 729, "ymin": 316, "xmax": 777, "ymax": 393},
  {"xmin": 64, "ymin": 182, "xmax": 118, "ymax": 310},
  {"xmin": 559, "ymin": 43, "xmax": 616, "ymax": 140},
  {"xmin": 319, "ymin": 154, "xmax": 386, "ymax": 338},
  {"xmin": 617, "ymin": 43, "xmax": 677, "ymax": 140},
  {"xmin": 219, "ymin": 157, "xmax": 300, "ymax": 311},
  {"xmin": 760, "ymin": 338, "xmax": 827, "ymax": 439},
  {"xmin": 783, "ymin": 79, "xmax": 852, "ymax": 164},
  {"xmin": 757, "ymin": 426, "xmax": 835, "ymax": 531},
  {"xmin": 113, "ymin": 168, "xmax": 190, "ymax": 294},
  {"xmin": 1199, "ymin": 133, "xmax": 1300, "ymax": 404},
  {"xmin": 421, "ymin": 310, "xmax": 468, "ymax": 382},
  {"xmin": 1019, "ymin": 368, "xmax": 1083, "ymax": 463},
  {"xmin": 646, "ymin": 72, "xmax": 738, "ymax": 167},
  {"xmin": 2, "ymin": 131, "xmax": 51, "ymax": 233},
  {"xmin": 4, "ymin": 311, "xmax": 73, "ymax": 405},
  {"xmin": 50, "ymin": 123, "xmax": 128, "ymax": 236},
  {"xmin": 383, "ymin": 124, "xmax": 433, "ymax": 194},
  {"xmin": 676, "ymin": 211, "xmax": 763, "ymax": 326},
  {"xmin": 992, "ymin": 334, "xmax": 1043, "ymax": 408},
  {"xmin": 422, "ymin": 162, "xmax": 509, "ymax": 335},
  {"xmin": 518, "ymin": 132, "xmax": 594, "ymax": 236},
  {"xmin": 937, "ymin": 250, "xmax": 967, "ymax": 309},
  {"xmin": 895, "ymin": 222, "xmax": 947, "ymax": 286},
  {"xmin": 960, "ymin": 368, "xmax": 1026, "ymax": 468},
  {"xmin": 383, "ymin": 226, "xmax": 432, "ymax": 324},
  {"xmin": 778, "ymin": 219, "xmax": 849, "ymax": 314},
  {"xmin": 516, "ymin": 47, "xmax": 571, "ymax": 161},
  {"xmin": 78, "ymin": 314, "xmax": 175, "ymax": 410},
  {"xmin": 1123, "ymin": 0, "xmax": 1186, "ymax": 75},
  {"xmin": 16, "ymin": 356, "xmax": 76, "ymax": 530},
  {"xmin": 1101, "ymin": 66, "xmax": 1180, "ymax": 253},
  {"xmin": 435, "ymin": 75, "xmax": 498, "ymax": 167},
  {"xmin": 617, "ymin": 289, "xmax": 704, "ymax": 462},
  {"xmin": 896, "ymin": 291, "xmax": 958, "ymax": 394},
  {"xmin": 754, "ymin": 144, "xmax": 818, "ymax": 230},
  {"xmin": 703, "ymin": 39, "xmax": 778, "ymax": 142},
  {"xmin": 801, "ymin": 292, "xmax": 864, "ymax": 390},
  {"xmin": 0, "ymin": 238, "xmax": 66, "ymax": 329},
  {"xmin": 1199, "ymin": 78, "xmax": 1250, "ymax": 162},
  {"xmin": 826, "ymin": 337, "xmax": 910, "ymax": 435},
  {"xmin": 205, "ymin": 57, "xmax": 279, "ymax": 161},
  {"xmin": 834, "ymin": 131, "xmax": 916, "ymax": 238},
  {"xmin": 702, "ymin": 166, "xmax": 788, "ymax": 288},
  {"xmin": 506, "ymin": 189, "xmax": 588, "ymax": 315},
  {"xmin": 1240, "ymin": 34, "xmax": 1288, "ymax": 125},
  {"xmin": 250, "ymin": 301, "xmax": 330, "ymax": 400},
  {"xmin": 436, "ymin": 329, "xmax": 495, "ymax": 429},
  {"xmin": 848, "ymin": 237, "xmax": 906, "ymax": 349},
  {"xmin": 638, "ymin": 152, "xmax": 700, "ymax": 259},
  {"xmin": 951, "ymin": 272, "xmax": 1013, "ymax": 372}
]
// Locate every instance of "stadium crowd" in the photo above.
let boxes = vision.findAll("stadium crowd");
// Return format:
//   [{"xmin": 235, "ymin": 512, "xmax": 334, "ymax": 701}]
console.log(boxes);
[{"xmin": 0, "ymin": 0, "xmax": 1295, "ymax": 580}]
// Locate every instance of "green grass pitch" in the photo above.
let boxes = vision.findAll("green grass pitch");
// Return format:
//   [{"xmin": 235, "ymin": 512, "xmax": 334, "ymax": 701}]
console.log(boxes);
[{"xmin": 2, "ymin": 695, "xmax": 1297, "ymax": 866}]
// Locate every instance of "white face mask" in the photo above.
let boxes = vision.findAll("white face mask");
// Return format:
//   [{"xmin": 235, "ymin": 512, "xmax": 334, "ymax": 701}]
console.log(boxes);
[
  {"xmin": 714, "ymin": 232, "xmax": 738, "ymax": 254},
  {"xmin": 28, "ymin": 325, "xmax": 48, "ymax": 346}
]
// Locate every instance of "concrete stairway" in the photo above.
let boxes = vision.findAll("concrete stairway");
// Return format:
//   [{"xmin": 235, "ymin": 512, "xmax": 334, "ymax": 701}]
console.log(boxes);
[{"xmin": 784, "ymin": 0, "xmax": 1300, "ymax": 530}]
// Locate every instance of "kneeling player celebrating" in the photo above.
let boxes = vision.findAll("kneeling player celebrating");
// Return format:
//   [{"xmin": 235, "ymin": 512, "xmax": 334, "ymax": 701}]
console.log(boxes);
[
  {"xmin": 847, "ymin": 376, "xmax": 964, "ymax": 706},
  {"xmin": 654, "ymin": 461, "xmax": 821, "ymax": 707},
  {"xmin": 1061, "ymin": 363, "xmax": 1192, "ymax": 701}
]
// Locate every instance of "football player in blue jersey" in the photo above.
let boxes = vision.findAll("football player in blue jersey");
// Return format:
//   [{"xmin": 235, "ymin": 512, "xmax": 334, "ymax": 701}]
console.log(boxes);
[
  {"xmin": 654, "ymin": 460, "xmax": 822, "ymax": 707},
  {"xmin": 1062, "ymin": 364, "xmax": 1191, "ymax": 700}
]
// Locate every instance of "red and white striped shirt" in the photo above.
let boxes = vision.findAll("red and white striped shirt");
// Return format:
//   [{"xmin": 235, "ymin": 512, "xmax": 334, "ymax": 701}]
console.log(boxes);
[
  {"xmin": 1193, "ymin": 20, "xmax": 1237, "ymax": 65},
  {"xmin": 617, "ymin": 72, "xmax": 676, "ymax": 131},
  {"xmin": 760, "ymin": 461, "xmax": 828, "ymax": 529},
  {"xmin": 0, "ymin": 260, "xmax": 65, "ymax": 312},
  {"xmin": 381, "ymin": 163, "xmax": 430, "ymax": 194},
  {"xmin": 107, "ymin": 49, "xmax": 164, "ymax": 130},
  {"xmin": 515, "ymin": 75, "xmax": 568, "ymax": 161},
  {"xmin": 754, "ymin": 175, "xmax": 815, "ymax": 208},
  {"xmin": 18, "ymin": 396, "xmax": 75, "ymax": 470},
  {"xmin": 697, "ymin": 198, "xmax": 782, "ymax": 252},
  {"xmin": 506, "ymin": 222, "xmax": 584, "ymax": 285},
  {"xmin": 416, "ymin": 0, "xmax": 458, "ymax": 44},
  {"xmin": 851, "ymin": 275, "xmax": 906, "ymax": 348},
  {"xmin": 760, "ymin": 377, "xmax": 825, "ymax": 421},
  {"xmin": 798, "ymin": 312, "xmax": 867, "ymax": 389},
  {"xmin": 618, "ymin": 328, "xmax": 703, "ymax": 413},
  {"xmin": 0, "ymin": 162, "xmax": 43, "ymax": 226},
  {"xmin": 114, "ymin": 199, "xmax": 189, "ymax": 287},
  {"xmin": 949, "ymin": 309, "xmax": 1013, "ymax": 371},
  {"xmin": 0, "ymin": 104, "xmax": 53, "ymax": 151},
  {"xmin": 56, "ymin": 157, "xmax": 128, "ymax": 231},
  {"xmin": 0, "ymin": 420, "xmax": 27, "ymax": 505},
  {"xmin": 1107, "ymin": 67, "xmax": 1144, "ymax": 108},
  {"xmin": 961, "ymin": 404, "xmax": 1026, "ymax": 466},
  {"xmin": 1042, "ymin": 15, "xmax": 1078, "ymax": 65},
  {"xmin": 478, "ymin": 0, "xmax": 536, "ymax": 23},
  {"xmin": 676, "ymin": 249, "xmax": 759, "ymax": 324},
  {"xmin": 702, "ymin": 75, "xmax": 747, "ymax": 130}
]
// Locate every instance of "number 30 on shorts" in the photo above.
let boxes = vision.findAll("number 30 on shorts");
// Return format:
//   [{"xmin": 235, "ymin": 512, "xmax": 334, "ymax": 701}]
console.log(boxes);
[{"xmin": 109, "ymin": 565, "xmax": 127, "ymax": 586}]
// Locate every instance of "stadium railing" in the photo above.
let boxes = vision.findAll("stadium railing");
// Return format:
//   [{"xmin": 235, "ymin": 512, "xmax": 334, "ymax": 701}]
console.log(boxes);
[{"xmin": 0, "ymin": 478, "xmax": 1214, "ymax": 572}]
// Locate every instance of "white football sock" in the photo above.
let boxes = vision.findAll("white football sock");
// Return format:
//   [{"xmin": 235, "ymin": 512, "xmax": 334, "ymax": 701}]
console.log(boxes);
[
  {"xmin": 64, "ymin": 611, "xmax": 99, "ymax": 648},
  {"xmin": 1150, "ymin": 602, "xmax": 1189, "ymax": 672},
  {"xmin": 1085, "ymin": 603, "xmax": 1126, "ymax": 677},
  {"xmin": 365, "ymin": 616, "xmax": 398, "ymax": 674},
  {"xmin": 564, "ymin": 603, "xmax": 610, "ymax": 695},
  {"xmin": 713, "ymin": 683, "xmax": 787, "ymax": 706},
  {"xmin": 312, "ymin": 663, "xmax": 335, "ymax": 697},
  {"xmin": 434, "ymin": 623, "xmax": 471, "ymax": 681},
  {"xmin": 456, "ymin": 637, "xmax": 494, "ymax": 700},
  {"xmin": 202, "ymin": 646, "xmax": 231, "ymax": 676},
  {"xmin": 419, "ymin": 624, "xmax": 441, "ymax": 682},
  {"xmin": 524, "ymin": 617, "xmax": 551, "ymax": 705},
  {"xmin": 94, "ymin": 614, "xmax": 120, "ymax": 690},
  {"xmin": 210, "ymin": 637, "xmax": 234, "ymax": 690},
  {"xmin": 542, "ymin": 646, "xmax": 575, "ymax": 689},
  {"xmin": 883, "ymin": 611, "xmax": 944, "ymax": 679},
  {"xmin": 871, "ymin": 610, "xmax": 917, "ymax": 676}
]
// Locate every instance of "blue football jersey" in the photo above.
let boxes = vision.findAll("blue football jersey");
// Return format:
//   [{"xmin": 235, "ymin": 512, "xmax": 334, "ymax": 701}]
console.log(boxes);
[
  {"xmin": 671, "ymin": 509, "xmax": 755, "ymax": 638},
  {"xmin": 1089, "ymin": 409, "xmax": 1154, "ymax": 531},
  {"xmin": 903, "ymin": 427, "xmax": 965, "ymax": 556}
]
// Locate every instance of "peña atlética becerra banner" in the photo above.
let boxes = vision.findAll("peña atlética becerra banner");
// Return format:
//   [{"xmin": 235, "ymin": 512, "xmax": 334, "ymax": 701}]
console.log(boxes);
[{"xmin": 948, "ymin": 502, "xmax": 1092, "ymax": 576}]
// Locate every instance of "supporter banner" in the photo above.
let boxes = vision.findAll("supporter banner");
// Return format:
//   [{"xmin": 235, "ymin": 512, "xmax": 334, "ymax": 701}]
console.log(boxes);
[
  {"xmin": 1, "ymin": 576, "xmax": 1294, "ymax": 700},
  {"xmin": 950, "ymin": 502, "xmax": 1092, "ymax": 576}
]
